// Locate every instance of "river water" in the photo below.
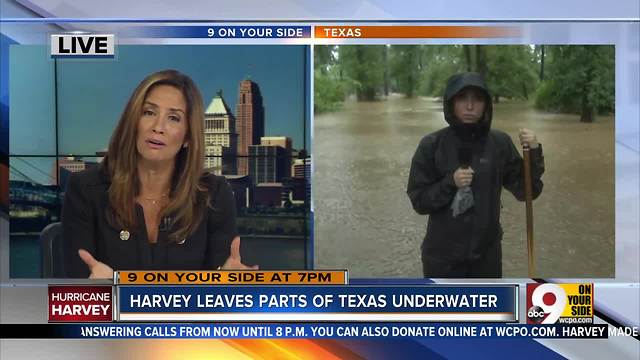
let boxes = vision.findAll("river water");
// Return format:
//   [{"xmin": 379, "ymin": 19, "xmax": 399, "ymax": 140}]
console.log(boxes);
[{"xmin": 313, "ymin": 94, "xmax": 614, "ymax": 278}]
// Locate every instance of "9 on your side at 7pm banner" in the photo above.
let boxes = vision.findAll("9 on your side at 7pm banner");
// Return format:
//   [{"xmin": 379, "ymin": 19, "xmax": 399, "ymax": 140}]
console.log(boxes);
[{"xmin": 115, "ymin": 270, "xmax": 348, "ymax": 285}]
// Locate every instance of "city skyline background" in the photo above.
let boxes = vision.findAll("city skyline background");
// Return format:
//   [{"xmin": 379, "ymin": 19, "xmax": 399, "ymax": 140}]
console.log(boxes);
[{"xmin": 9, "ymin": 45, "xmax": 308, "ymax": 185}]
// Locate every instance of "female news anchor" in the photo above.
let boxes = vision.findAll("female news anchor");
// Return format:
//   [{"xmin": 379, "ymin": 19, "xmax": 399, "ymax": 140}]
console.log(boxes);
[{"xmin": 62, "ymin": 69, "xmax": 256, "ymax": 278}]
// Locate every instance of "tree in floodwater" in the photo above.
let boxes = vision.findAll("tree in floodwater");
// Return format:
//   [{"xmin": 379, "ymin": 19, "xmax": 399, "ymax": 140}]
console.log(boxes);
[
  {"xmin": 462, "ymin": 45, "xmax": 488, "ymax": 77},
  {"xmin": 536, "ymin": 45, "xmax": 546, "ymax": 80},
  {"xmin": 535, "ymin": 45, "xmax": 614, "ymax": 122},
  {"xmin": 484, "ymin": 46, "xmax": 538, "ymax": 102},
  {"xmin": 314, "ymin": 45, "xmax": 347, "ymax": 113},
  {"xmin": 338, "ymin": 45, "xmax": 385, "ymax": 101},
  {"xmin": 390, "ymin": 45, "xmax": 422, "ymax": 98},
  {"xmin": 419, "ymin": 45, "xmax": 467, "ymax": 97},
  {"xmin": 421, "ymin": 45, "xmax": 537, "ymax": 102},
  {"xmin": 383, "ymin": 45, "xmax": 390, "ymax": 96}
]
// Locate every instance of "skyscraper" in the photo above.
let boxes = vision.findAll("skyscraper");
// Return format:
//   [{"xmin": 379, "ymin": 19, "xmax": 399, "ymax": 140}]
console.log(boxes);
[
  {"xmin": 204, "ymin": 91, "xmax": 237, "ymax": 175},
  {"xmin": 291, "ymin": 158, "xmax": 311, "ymax": 206},
  {"xmin": 261, "ymin": 136, "xmax": 292, "ymax": 177},
  {"xmin": 236, "ymin": 80, "xmax": 265, "ymax": 176},
  {"xmin": 248, "ymin": 145, "xmax": 288, "ymax": 185},
  {"xmin": 260, "ymin": 136, "xmax": 291, "ymax": 151}
]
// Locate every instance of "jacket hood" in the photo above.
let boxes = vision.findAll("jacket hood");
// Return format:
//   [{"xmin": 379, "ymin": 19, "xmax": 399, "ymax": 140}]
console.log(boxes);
[{"xmin": 443, "ymin": 72, "xmax": 493, "ymax": 139}]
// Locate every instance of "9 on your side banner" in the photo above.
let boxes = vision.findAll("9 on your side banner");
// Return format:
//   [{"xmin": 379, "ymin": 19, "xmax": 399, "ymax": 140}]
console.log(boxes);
[{"xmin": 114, "ymin": 270, "xmax": 349, "ymax": 285}]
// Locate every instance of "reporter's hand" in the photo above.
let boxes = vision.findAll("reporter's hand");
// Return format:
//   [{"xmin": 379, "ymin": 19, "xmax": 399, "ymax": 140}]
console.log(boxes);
[
  {"xmin": 453, "ymin": 167, "xmax": 474, "ymax": 188},
  {"xmin": 519, "ymin": 128, "xmax": 539, "ymax": 149},
  {"xmin": 78, "ymin": 249, "xmax": 113, "ymax": 279},
  {"xmin": 221, "ymin": 236, "xmax": 259, "ymax": 270}
]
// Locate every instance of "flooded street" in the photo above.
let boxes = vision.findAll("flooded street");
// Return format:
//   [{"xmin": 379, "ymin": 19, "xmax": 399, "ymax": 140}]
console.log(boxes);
[{"xmin": 313, "ymin": 94, "xmax": 614, "ymax": 278}]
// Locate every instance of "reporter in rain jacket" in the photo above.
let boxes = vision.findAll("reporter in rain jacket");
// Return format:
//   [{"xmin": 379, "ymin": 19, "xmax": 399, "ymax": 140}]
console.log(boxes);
[{"xmin": 407, "ymin": 72, "xmax": 544, "ymax": 278}]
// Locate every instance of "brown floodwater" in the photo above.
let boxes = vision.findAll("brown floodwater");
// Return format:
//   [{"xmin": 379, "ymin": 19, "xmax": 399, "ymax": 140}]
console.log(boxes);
[{"xmin": 313, "ymin": 94, "xmax": 615, "ymax": 278}]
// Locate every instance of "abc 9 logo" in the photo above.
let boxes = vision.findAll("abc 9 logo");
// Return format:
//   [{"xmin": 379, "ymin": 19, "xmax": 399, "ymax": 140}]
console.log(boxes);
[{"xmin": 527, "ymin": 284, "xmax": 566, "ymax": 324}]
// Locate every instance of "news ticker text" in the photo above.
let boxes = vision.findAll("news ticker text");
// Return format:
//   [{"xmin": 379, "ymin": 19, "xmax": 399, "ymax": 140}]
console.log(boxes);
[{"xmin": 5, "ymin": 323, "xmax": 640, "ymax": 340}]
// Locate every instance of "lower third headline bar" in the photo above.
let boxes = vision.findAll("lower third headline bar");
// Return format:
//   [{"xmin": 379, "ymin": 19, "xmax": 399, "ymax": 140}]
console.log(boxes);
[{"xmin": 116, "ymin": 285, "xmax": 517, "ymax": 322}]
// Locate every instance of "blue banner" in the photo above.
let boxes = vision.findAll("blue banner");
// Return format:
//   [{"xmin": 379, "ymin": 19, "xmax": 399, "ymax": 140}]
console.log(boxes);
[
  {"xmin": 126, "ymin": 26, "xmax": 312, "ymax": 38},
  {"xmin": 118, "ymin": 285, "xmax": 515, "ymax": 313},
  {"xmin": 116, "ymin": 285, "xmax": 517, "ymax": 322}
]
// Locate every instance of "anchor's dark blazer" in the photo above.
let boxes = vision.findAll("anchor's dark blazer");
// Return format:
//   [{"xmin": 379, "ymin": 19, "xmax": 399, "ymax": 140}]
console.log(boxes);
[{"xmin": 62, "ymin": 165, "xmax": 237, "ymax": 278}]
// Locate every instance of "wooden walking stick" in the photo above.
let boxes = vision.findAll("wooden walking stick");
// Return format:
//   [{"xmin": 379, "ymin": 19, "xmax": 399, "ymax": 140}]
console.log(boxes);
[{"xmin": 522, "ymin": 144, "xmax": 535, "ymax": 278}]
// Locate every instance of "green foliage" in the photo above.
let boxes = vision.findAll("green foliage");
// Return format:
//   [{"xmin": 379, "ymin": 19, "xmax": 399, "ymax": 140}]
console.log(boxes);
[
  {"xmin": 484, "ymin": 46, "xmax": 539, "ymax": 100},
  {"xmin": 314, "ymin": 46, "xmax": 347, "ymax": 113},
  {"xmin": 314, "ymin": 68, "xmax": 346, "ymax": 113},
  {"xmin": 338, "ymin": 46, "xmax": 385, "ymax": 101},
  {"xmin": 419, "ymin": 45, "xmax": 466, "ymax": 97},
  {"xmin": 389, "ymin": 45, "xmax": 422, "ymax": 98},
  {"xmin": 534, "ymin": 80, "xmax": 558, "ymax": 110},
  {"xmin": 534, "ymin": 45, "xmax": 614, "ymax": 120},
  {"xmin": 314, "ymin": 44, "xmax": 614, "ymax": 121},
  {"xmin": 315, "ymin": 45, "xmax": 333, "ymax": 73}
]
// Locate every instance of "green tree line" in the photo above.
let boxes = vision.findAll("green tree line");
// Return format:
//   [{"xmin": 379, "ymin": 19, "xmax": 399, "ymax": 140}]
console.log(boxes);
[{"xmin": 314, "ymin": 45, "xmax": 614, "ymax": 122}]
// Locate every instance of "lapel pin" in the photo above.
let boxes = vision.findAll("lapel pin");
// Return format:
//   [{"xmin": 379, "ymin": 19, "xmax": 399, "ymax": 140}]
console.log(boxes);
[{"xmin": 120, "ymin": 230, "xmax": 130, "ymax": 241}]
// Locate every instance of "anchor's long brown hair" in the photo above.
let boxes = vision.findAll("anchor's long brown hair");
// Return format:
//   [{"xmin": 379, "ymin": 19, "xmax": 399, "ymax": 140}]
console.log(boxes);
[{"xmin": 103, "ymin": 69, "xmax": 207, "ymax": 242}]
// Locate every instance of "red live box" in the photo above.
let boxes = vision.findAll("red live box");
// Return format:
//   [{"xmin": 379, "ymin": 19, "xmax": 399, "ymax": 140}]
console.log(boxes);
[{"xmin": 48, "ymin": 285, "xmax": 113, "ymax": 322}]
